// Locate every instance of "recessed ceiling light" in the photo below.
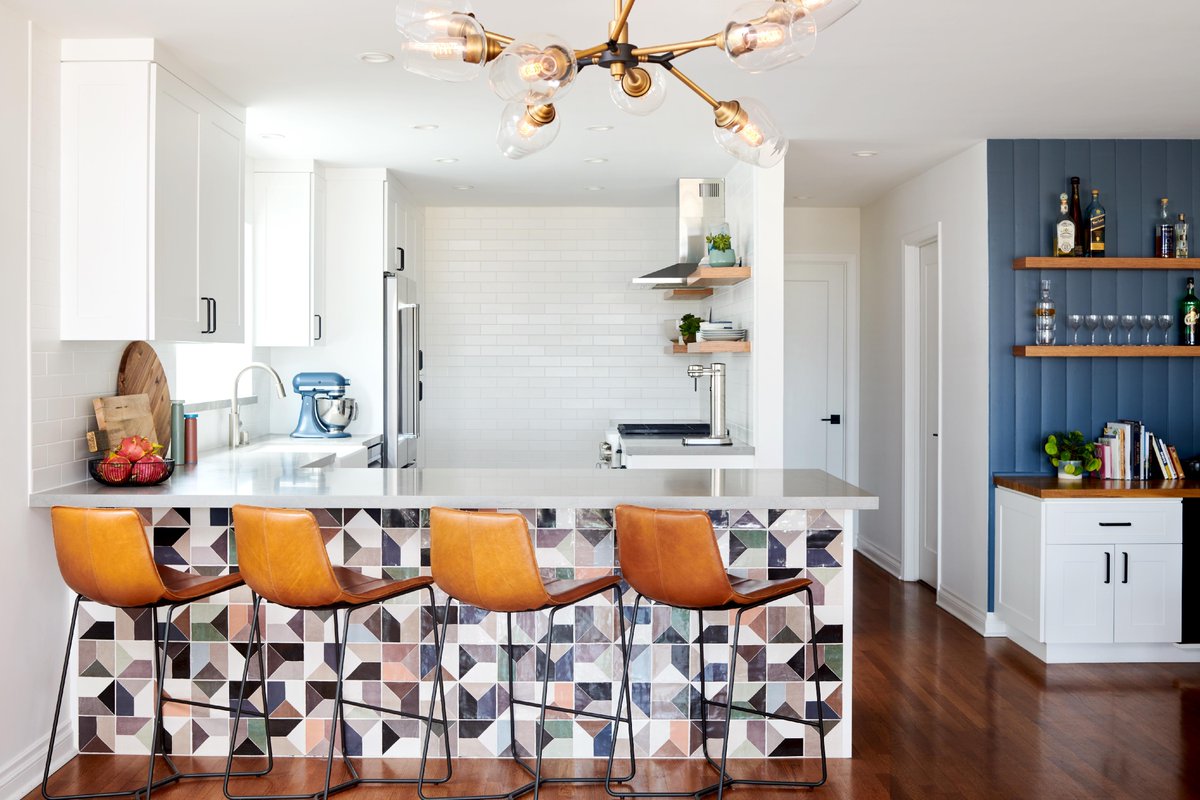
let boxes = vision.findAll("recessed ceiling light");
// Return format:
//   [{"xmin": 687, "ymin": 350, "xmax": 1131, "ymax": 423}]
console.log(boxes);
[
  {"xmin": 435, "ymin": 157, "xmax": 459, "ymax": 164},
  {"xmin": 584, "ymin": 157, "xmax": 608, "ymax": 164},
  {"xmin": 260, "ymin": 133, "xmax": 286, "ymax": 141},
  {"xmin": 852, "ymin": 150, "xmax": 879, "ymax": 158},
  {"xmin": 585, "ymin": 186, "xmax": 605, "ymax": 192},
  {"xmin": 359, "ymin": 51, "xmax": 395, "ymax": 64},
  {"xmin": 453, "ymin": 185, "xmax": 474, "ymax": 191},
  {"xmin": 412, "ymin": 124, "xmax": 439, "ymax": 131},
  {"xmin": 586, "ymin": 125, "xmax": 615, "ymax": 132}
]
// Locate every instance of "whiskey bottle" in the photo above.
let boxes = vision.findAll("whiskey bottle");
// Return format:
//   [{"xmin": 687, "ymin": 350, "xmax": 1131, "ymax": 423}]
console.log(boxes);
[
  {"xmin": 1086, "ymin": 189, "xmax": 1106, "ymax": 257},
  {"xmin": 1070, "ymin": 177, "xmax": 1085, "ymax": 256},
  {"xmin": 1053, "ymin": 194, "xmax": 1075, "ymax": 257},
  {"xmin": 1035, "ymin": 279, "xmax": 1056, "ymax": 345},
  {"xmin": 1176, "ymin": 213, "xmax": 1189, "ymax": 259},
  {"xmin": 1156, "ymin": 198, "xmax": 1175, "ymax": 258},
  {"xmin": 1182, "ymin": 277, "xmax": 1198, "ymax": 346}
]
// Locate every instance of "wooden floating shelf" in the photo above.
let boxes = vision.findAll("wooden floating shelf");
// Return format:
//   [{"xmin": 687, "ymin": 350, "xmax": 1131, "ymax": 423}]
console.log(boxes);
[
  {"xmin": 663, "ymin": 288, "xmax": 714, "ymax": 301},
  {"xmin": 669, "ymin": 341, "xmax": 752, "ymax": 354},
  {"xmin": 687, "ymin": 266, "xmax": 751, "ymax": 287},
  {"xmin": 1013, "ymin": 257, "xmax": 1200, "ymax": 270},
  {"xmin": 1013, "ymin": 345, "xmax": 1200, "ymax": 357}
]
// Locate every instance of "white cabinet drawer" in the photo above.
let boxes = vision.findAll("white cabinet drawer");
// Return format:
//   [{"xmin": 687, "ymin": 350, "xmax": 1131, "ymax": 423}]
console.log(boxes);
[{"xmin": 1045, "ymin": 500, "xmax": 1182, "ymax": 545}]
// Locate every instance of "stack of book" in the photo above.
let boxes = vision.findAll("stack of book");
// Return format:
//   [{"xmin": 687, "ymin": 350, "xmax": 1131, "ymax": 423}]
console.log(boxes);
[{"xmin": 1097, "ymin": 420, "xmax": 1186, "ymax": 480}]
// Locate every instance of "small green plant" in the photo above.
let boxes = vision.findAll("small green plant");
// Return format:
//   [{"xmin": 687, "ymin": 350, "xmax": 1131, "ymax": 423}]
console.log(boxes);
[
  {"xmin": 679, "ymin": 314, "xmax": 702, "ymax": 340},
  {"xmin": 1044, "ymin": 431, "xmax": 1101, "ymax": 475},
  {"xmin": 706, "ymin": 232, "xmax": 732, "ymax": 252}
]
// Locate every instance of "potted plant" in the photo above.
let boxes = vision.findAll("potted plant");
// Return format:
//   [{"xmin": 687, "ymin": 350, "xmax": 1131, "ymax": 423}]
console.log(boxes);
[
  {"xmin": 706, "ymin": 229, "xmax": 736, "ymax": 268},
  {"xmin": 678, "ymin": 313, "xmax": 702, "ymax": 344},
  {"xmin": 1043, "ymin": 431, "xmax": 1101, "ymax": 480}
]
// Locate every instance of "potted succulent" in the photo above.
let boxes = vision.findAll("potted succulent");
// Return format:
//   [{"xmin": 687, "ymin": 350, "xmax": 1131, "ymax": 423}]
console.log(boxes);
[
  {"xmin": 706, "ymin": 227, "xmax": 736, "ymax": 268},
  {"xmin": 678, "ymin": 313, "xmax": 702, "ymax": 344},
  {"xmin": 1043, "ymin": 431, "xmax": 1101, "ymax": 480}
]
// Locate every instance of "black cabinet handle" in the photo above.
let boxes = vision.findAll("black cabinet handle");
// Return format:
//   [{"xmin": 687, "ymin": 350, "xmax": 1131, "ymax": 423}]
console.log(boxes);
[
  {"xmin": 821, "ymin": 414, "xmax": 842, "ymax": 425},
  {"xmin": 201, "ymin": 297, "xmax": 214, "ymax": 334},
  {"xmin": 211, "ymin": 298, "xmax": 217, "ymax": 333},
  {"xmin": 419, "ymin": 349, "xmax": 424, "ymax": 371},
  {"xmin": 1099, "ymin": 522, "xmax": 1132, "ymax": 527},
  {"xmin": 418, "ymin": 381, "xmax": 423, "ymax": 402},
  {"xmin": 1122, "ymin": 551, "xmax": 1129, "ymax": 584},
  {"xmin": 1104, "ymin": 551, "xmax": 1111, "ymax": 584},
  {"xmin": 397, "ymin": 246, "xmax": 405, "ymax": 272},
  {"xmin": 314, "ymin": 314, "xmax": 323, "ymax": 341}
]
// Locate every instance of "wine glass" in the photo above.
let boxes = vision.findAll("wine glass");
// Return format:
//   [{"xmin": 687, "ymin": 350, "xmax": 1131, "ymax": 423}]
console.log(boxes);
[
  {"xmin": 1120, "ymin": 314, "xmax": 1137, "ymax": 344},
  {"xmin": 1140, "ymin": 314, "xmax": 1156, "ymax": 345},
  {"xmin": 1102, "ymin": 314, "xmax": 1118, "ymax": 344},
  {"xmin": 1067, "ymin": 314, "xmax": 1083, "ymax": 345},
  {"xmin": 1084, "ymin": 314, "xmax": 1100, "ymax": 344},
  {"xmin": 1158, "ymin": 314, "xmax": 1174, "ymax": 345}
]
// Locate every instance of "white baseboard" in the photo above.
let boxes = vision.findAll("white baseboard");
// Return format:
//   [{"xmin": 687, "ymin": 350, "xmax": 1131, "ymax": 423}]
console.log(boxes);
[
  {"xmin": 0, "ymin": 721, "xmax": 74, "ymax": 800},
  {"xmin": 935, "ymin": 587, "xmax": 990, "ymax": 635},
  {"xmin": 982, "ymin": 612, "xmax": 1008, "ymax": 638},
  {"xmin": 855, "ymin": 537, "xmax": 902, "ymax": 578}
]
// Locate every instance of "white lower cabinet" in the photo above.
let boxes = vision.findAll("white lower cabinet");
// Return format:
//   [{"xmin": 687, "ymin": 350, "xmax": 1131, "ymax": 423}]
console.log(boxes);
[{"xmin": 995, "ymin": 489, "xmax": 1186, "ymax": 663}]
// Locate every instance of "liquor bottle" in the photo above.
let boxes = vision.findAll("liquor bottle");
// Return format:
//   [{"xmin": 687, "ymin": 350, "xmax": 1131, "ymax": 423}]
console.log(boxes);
[
  {"xmin": 1176, "ymin": 213, "xmax": 1189, "ymax": 259},
  {"xmin": 1181, "ymin": 277, "xmax": 1199, "ymax": 346},
  {"xmin": 1035, "ymin": 279, "xmax": 1056, "ymax": 345},
  {"xmin": 1053, "ymin": 194, "xmax": 1075, "ymax": 257},
  {"xmin": 1086, "ymin": 189, "xmax": 1106, "ymax": 257},
  {"xmin": 1155, "ymin": 198, "xmax": 1175, "ymax": 258},
  {"xmin": 1070, "ymin": 177, "xmax": 1085, "ymax": 256}
]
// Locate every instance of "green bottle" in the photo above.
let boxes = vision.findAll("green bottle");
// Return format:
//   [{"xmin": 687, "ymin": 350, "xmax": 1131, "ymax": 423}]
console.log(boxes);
[{"xmin": 1182, "ymin": 277, "xmax": 1199, "ymax": 346}]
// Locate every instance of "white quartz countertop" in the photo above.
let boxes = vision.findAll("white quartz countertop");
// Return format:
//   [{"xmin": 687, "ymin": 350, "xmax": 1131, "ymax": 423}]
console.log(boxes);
[{"xmin": 31, "ymin": 451, "xmax": 877, "ymax": 510}]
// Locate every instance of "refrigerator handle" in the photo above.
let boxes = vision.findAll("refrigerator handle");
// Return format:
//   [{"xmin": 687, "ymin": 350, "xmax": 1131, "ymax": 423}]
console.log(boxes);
[{"xmin": 413, "ymin": 303, "xmax": 421, "ymax": 438}]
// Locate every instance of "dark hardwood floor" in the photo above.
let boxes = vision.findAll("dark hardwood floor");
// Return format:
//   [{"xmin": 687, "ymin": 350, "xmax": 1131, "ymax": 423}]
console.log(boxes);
[{"xmin": 28, "ymin": 555, "xmax": 1200, "ymax": 799}]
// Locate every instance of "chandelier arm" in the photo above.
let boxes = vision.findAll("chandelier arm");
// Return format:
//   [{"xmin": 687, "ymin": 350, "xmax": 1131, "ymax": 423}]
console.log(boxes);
[
  {"xmin": 575, "ymin": 42, "xmax": 614, "ymax": 60},
  {"xmin": 484, "ymin": 30, "xmax": 513, "ymax": 46},
  {"xmin": 630, "ymin": 35, "xmax": 721, "ymax": 58},
  {"xmin": 611, "ymin": 0, "xmax": 637, "ymax": 45},
  {"xmin": 660, "ymin": 62, "xmax": 719, "ymax": 109}
]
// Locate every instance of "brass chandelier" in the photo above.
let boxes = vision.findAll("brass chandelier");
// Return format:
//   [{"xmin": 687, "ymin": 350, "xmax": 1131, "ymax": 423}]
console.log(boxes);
[{"xmin": 395, "ymin": 0, "xmax": 862, "ymax": 167}]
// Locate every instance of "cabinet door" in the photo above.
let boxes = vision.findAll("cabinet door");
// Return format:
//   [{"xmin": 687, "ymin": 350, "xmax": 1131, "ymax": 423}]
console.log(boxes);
[
  {"xmin": 310, "ymin": 174, "xmax": 326, "ymax": 345},
  {"xmin": 1114, "ymin": 544, "xmax": 1183, "ymax": 643},
  {"xmin": 253, "ymin": 172, "xmax": 314, "ymax": 346},
  {"xmin": 197, "ymin": 103, "xmax": 245, "ymax": 343},
  {"xmin": 150, "ymin": 66, "xmax": 204, "ymax": 342},
  {"xmin": 1045, "ymin": 545, "xmax": 1115, "ymax": 643}
]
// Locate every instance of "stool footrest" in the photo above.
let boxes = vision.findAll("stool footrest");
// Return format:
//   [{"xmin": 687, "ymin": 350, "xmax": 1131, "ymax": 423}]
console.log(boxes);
[
  {"xmin": 698, "ymin": 698, "xmax": 824, "ymax": 728},
  {"xmin": 341, "ymin": 698, "xmax": 446, "ymax": 726},
  {"xmin": 509, "ymin": 697, "xmax": 625, "ymax": 724}
]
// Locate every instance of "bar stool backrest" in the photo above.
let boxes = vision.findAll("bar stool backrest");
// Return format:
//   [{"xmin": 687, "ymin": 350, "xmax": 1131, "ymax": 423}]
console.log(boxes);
[
  {"xmin": 50, "ymin": 506, "xmax": 167, "ymax": 607},
  {"xmin": 429, "ymin": 507, "xmax": 550, "ymax": 612},
  {"xmin": 614, "ymin": 505, "xmax": 736, "ymax": 608},
  {"xmin": 231, "ymin": 505, "xmax": 344, "ymax": 608}
]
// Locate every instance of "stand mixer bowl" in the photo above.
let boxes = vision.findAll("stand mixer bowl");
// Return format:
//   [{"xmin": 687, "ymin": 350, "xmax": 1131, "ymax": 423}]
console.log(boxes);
[{"xmin": 316, "ymin": 396, "xmax": 358, "ymax": 432}]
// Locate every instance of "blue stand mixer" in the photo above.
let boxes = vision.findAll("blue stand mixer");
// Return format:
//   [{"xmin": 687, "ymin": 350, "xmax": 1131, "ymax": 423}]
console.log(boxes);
[{"xmin": 291, "ymin": 372, "xmax": 357, "ymax": 439}]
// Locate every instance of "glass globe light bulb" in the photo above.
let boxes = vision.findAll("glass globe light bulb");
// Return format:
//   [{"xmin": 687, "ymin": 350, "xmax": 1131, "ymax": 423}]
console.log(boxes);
[
  {"xmin": 800, "ymin": 0, "xmax": 863, "ymax": 31},
  {"xmin": 489, "ymin": 35, "xmax": 578, "ymax": 104},
  {"xmin": 395, "ymin": 0, "xmax": 472, "ymax": 33},
  {"xmin": 713, "ymin": 98, "xmax": 787, "ymax": 168},
  {"xmin": 497, "ymin": 102, "xmax": 560, "ymax": 159},
  {"xmin": 399, "ymin": 12, "xmax": 488, "ymax": 82},
  {"xmin": 609, "ymin": 65, "xmax": 667, "ymax": 116},
  {"xmin": 722, "ymin": 0, "xmax": 817, "ymax": 73}
]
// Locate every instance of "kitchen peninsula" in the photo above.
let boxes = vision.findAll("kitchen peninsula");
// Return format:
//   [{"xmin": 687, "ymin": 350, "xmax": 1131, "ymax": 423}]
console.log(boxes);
[{"xmin": 31, "ymin": 459, "xmax": 875, "ymax": 763}]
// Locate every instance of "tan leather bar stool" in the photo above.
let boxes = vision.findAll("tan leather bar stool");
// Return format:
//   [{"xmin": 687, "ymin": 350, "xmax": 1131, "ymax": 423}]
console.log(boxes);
[
  {"xmin": 606, "ymin": 506, "xmax": 828, "ymax": 799},
  {"xmin": 43, "ymin": 507, "xmax": 271, "ymax": 800},
  {"xmin": 418, "ymin": 508, "xmax": 636, "ymax": 800},
  {"xmin": 225, "ymin": 505, "xmax": 451, "ymax": 800}
]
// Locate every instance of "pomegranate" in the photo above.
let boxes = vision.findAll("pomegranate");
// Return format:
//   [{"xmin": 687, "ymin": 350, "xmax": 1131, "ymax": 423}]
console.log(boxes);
[
  {"xmin": 130, "ymin": 454, "xmax": 169, "ymax": 484},
  {"xmin": 96, "ymin": 452, "xmax": 132, "ymax": 483}
]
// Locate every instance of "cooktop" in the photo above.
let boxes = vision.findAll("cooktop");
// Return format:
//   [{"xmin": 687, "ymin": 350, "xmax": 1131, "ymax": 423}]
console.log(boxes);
[{"xmin": 617, "ymin": 423, "xmax": 711, "ymax": 437}]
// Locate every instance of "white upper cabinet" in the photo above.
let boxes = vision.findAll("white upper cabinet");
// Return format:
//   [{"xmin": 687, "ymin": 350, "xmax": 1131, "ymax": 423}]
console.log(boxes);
[
  {"xmin": 61, "ymin": 48, "xmax": 245, "ymax": 342},
  {"xmin": 252, "ymin": 165, "xmax": 326, "ymax": 347}
]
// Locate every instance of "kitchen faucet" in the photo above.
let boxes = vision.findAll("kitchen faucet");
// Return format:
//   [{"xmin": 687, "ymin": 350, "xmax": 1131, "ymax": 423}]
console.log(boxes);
[
  {"xmin": 684, "ymin": 362, "xmax": 733, "ymax": 446},
  {"xmin": 229, "ymin": 363, "xmax": 287, "ymax": 448}
]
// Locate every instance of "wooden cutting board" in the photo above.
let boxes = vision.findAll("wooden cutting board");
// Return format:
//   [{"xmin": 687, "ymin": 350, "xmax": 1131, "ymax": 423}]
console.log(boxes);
[
  {"xmin": 116, "ymin": 341, "xmax": 172, "ymax": 451},
  {"xmin": 93, "ymin": 394, "xmax": 158, "ymax": 447}
]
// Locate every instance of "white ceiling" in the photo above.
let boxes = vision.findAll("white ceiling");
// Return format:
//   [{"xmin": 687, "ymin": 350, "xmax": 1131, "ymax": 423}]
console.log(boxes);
[{"xmin": 10, "ymin": 0, "xmax": 1200, "ymax": 207}]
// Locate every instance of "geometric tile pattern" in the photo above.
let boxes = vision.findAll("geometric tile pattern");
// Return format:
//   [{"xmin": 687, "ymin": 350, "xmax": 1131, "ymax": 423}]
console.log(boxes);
[{"xmin": 74, "ymin": 506, "xmax": 847, "ymax": 760}]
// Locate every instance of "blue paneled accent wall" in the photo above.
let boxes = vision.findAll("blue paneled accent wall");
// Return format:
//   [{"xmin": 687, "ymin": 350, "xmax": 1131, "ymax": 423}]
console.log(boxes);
[{"xmin": 987, "ymin": 139, "xmax": 1200, "ymax": 609}]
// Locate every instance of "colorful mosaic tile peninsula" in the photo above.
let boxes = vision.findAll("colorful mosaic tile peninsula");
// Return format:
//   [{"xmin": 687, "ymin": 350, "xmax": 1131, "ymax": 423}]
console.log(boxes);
[{"xmin": 73, "ymin": 506, "xmax": 849, "ymax": 760}]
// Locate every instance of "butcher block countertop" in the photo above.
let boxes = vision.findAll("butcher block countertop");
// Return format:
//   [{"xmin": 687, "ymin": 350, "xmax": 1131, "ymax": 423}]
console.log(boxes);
[{"xmin": 995, "ymin": 474, "xmax": 1200, "ymax": 499}]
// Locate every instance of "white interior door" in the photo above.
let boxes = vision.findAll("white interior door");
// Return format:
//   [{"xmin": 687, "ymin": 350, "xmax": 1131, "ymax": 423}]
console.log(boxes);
[
  {"xmin": 783, "ymin": 260, "xmax": 846, "ymax": 478},
  {"xmin": 918, "ymin": 242, "xmax": 940, "ymax": 586}
]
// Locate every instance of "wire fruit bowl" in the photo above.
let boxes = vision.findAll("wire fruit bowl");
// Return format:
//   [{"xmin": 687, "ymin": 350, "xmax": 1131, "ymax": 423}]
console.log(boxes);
[{"xmin": 89, "ymin": 457, "xmax": 175, "ymax": 487}]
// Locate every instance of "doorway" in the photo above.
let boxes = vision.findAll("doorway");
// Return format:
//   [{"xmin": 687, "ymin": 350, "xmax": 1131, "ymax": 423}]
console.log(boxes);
[
  {"xmin": 901, "ymin": 228, "xmax": 942, "ymax": 586},
  {"xmin": 783, "ymin": 256, "xmax": 859, "ymax": 483}
]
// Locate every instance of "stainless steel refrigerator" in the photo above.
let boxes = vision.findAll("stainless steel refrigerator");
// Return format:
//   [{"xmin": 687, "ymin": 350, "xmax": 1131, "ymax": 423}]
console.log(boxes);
[{"xmin": 382, "ymin": 271, "xmax": 421, "ymax": 467}]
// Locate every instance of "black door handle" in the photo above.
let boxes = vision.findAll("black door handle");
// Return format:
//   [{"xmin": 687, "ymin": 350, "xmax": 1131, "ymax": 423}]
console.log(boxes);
[
  {"xmin": 1122, "ymin": 551, "xmax": 1129, "ymax": 584},
  {"xmin": 201, "ymin": 297, "xmax": 214, "ymax": 334},
  {"xmin": 1104, "ymin": 551, "xmax": 1111, "ymax": 584},
  {"xmin": 397, "ymin": 246, "xmax": 405, "ymax": 272},
  {"xmin": 314, "ymin": 314, "xmax": 323, "ymax": 341},
  {"xmin": 820, "ymin": 414, "xmax": 841, "ymax": 425}
]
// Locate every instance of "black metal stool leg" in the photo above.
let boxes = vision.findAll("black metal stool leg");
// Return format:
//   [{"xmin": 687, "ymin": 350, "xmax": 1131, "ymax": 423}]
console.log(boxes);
[
  {"xmin": 805, "ymin": 585, "xmax": 828, "ymax": 785},
  {"xmin": 713, "ymin": 609, "xmax": 744, "ymax": 800},
  {"xmin": 319, "ymin": 610, "xmax": 353, "ymax": 800},
  {"xmin": 610, "ymin": 584, "xmax": 636, "ymax": 783}
]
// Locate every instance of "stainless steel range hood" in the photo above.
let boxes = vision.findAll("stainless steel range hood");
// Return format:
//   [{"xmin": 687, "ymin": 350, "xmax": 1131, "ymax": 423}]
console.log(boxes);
[{"xmin": 632, "ymin": 178, "xmax": 726, "ymax": 289}]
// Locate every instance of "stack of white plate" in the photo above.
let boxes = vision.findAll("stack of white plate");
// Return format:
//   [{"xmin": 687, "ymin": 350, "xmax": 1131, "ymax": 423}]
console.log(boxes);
[{"xmin": 699, "ymin": 328, "xmax": 748, "ymax": 342}]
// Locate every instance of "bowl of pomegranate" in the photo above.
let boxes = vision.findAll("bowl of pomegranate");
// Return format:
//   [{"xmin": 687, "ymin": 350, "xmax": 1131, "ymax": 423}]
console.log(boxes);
[{"xmin": 89, "ymin": 436, "xmax": 175, "ymax": 487}]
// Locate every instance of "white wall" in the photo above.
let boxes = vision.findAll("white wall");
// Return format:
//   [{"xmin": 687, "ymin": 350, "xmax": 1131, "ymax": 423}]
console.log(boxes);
[
  {"xmin": 420, "ymin": 206, "xmax": 707, "ymax": 467},
  {"xmin": 785, "ymin": 207, "xmax": 861, "ymax": 256},
  {"xmin": 859, "ymin": 143, "xmax": 990, "ymax": 620}
]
